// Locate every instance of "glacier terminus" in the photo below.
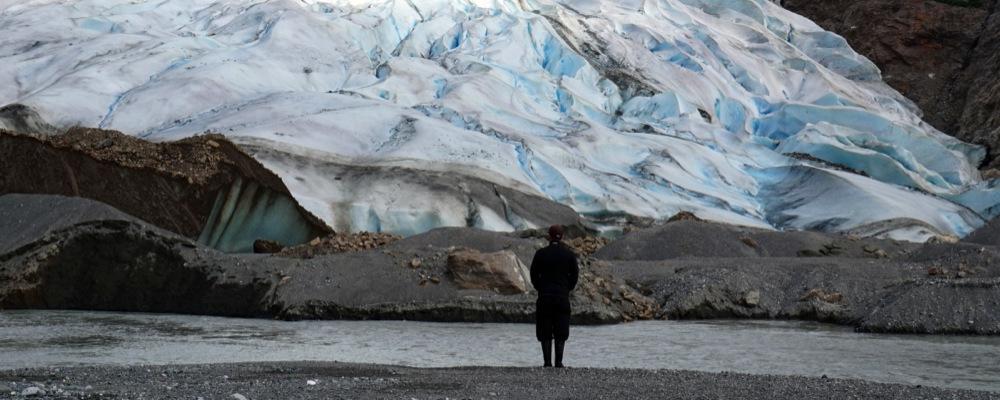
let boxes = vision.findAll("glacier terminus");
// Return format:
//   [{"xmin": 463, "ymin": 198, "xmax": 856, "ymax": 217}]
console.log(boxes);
[{"xmin": 3, "ymin": 0, "xmax": 1000, "ymax": 241}]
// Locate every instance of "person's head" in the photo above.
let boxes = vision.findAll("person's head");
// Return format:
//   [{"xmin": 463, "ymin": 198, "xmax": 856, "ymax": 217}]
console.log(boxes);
[{"xmin": 547, "ymin": 224, "xmax": 565, "ymax": 243}]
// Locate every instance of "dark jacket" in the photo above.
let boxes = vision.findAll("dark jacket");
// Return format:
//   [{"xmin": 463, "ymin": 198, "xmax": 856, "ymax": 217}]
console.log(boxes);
[{"xmin": 529, "ymin": 242, "xmax": 579, "ymax": 298}]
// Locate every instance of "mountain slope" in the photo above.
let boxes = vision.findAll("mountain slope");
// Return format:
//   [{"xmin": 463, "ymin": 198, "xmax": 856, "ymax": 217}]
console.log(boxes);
[{"xmin": 2, "ymin": 0, "xmax": 999, "ymax": 240}]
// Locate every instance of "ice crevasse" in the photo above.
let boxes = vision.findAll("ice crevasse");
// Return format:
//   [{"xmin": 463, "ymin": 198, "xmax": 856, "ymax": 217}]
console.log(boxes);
[{"xmin": 2, "ymin": 0, "xmax": 999, "ymax": 241}]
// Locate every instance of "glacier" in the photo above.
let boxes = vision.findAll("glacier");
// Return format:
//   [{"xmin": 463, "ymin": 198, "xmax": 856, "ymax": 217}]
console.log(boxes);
[{"xmin": 2, "ymin": 0, "xmax": 999, "ymax": 241}]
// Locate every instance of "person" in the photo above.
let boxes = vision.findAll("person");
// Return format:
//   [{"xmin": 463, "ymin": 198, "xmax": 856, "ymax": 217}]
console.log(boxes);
[{"xmin": 529, "ymin": 224, "xmax": 579, "ymax": 368}]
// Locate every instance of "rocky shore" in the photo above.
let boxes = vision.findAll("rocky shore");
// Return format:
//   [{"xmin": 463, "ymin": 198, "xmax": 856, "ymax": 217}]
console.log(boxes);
[
  {"xmin": 0, "ymin": 362, "xmax": 996, "ymax": 399},
  {"xmin": 601, "ymin": 220, "xmax": 1000, "ymax": 334},
  {"xmin": 2, "ymin": 192, "xmax": 1000, "ymax": 334},
  {"xmin": 0, "ymin": 194, "xmax": 651, "ymax": 324}
]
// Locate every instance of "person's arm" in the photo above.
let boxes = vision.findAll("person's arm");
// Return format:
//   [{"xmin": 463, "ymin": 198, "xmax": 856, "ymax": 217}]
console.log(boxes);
[
  {"xmin": 530, "ymin": 250, "xmax": 541, "ymax": 290},
  {"xmin": 567, "ymin": 252, "xmax": 579, "ymax": 291}
]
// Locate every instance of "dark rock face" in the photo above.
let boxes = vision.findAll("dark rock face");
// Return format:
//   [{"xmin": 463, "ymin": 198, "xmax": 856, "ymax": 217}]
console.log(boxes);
[
  {"xmin": 0, "ymin": 202, "xmax": 274, "ymax": 316},
  {"xmin": 780, "ymin": 0, "xmax": 1000, "ymax": 166},
  {"xmin": 0, "ymin": 193, "xmax": 140, "ymax": 254},
  {"xmin": 0, "ymin": 128, "xmax": 332, "ymax": 252},
  {"xmin": 958, "ymin": 6, "xmax": 1000, "ymax": 165}
]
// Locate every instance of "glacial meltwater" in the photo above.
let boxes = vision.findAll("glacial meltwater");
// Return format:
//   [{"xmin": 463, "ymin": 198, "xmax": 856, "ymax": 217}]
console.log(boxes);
[{"xmin": 2, "ymin": 311, "xmax": 999, "ymax": 392}]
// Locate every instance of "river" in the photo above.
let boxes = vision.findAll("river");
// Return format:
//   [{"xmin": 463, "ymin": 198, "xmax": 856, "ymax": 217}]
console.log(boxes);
[{"xmin": 2, "ymin": 310, "xmax": 998, "ymax": 392}]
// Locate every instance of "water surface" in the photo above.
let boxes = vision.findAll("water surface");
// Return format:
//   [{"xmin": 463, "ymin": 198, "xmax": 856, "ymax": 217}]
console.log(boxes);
[{"xmin": 2, "ymin": 310, "xmax": 999, "ymax": 392}]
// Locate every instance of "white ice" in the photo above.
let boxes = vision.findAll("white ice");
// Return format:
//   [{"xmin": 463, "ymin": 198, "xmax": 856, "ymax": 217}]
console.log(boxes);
[{"xmin": 2, "ymin": 0, "xmax": 998, "ymax": 240}]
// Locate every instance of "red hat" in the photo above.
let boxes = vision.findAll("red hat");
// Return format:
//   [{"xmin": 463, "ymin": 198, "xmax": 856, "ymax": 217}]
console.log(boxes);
[{"xmin": 547, "ymin": 225, "xmax": 564, "ymax": 242}]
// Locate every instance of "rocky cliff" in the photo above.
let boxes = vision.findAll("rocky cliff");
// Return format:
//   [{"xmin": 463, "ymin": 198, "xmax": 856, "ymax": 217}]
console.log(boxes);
[{"xmin": 780, "ymin": 0, "xmax": 1000, "ymax": 167}]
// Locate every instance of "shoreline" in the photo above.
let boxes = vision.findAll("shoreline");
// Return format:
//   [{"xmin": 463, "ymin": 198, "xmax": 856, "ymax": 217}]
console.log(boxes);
[
  {"xmin": 3, "ymin": 194, "xmax": 1000, "ymax": 336},
  {"xmin": 1, "ymin": 361, "xmax": 996, "ymax": 399}
]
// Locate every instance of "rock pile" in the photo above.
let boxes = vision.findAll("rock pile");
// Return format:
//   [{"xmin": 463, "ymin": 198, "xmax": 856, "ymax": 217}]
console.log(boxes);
[
  {"xmin": 279, "ymin": 232, "xmax": 402, "ymax": 258},
  {"xmin": 565, "ymin": 236, "xmax": 611, "ymax": 257},
  {"xmin": 574, "ymin": 262, "xmax": 659, "ymax": 322},
  {"xmin": 666, "ymin": 211, "xmax": 702, "ymax": 223},
  {"xmin": 927, "ymin": 263, "xmax": 979, "ymax": 279}
]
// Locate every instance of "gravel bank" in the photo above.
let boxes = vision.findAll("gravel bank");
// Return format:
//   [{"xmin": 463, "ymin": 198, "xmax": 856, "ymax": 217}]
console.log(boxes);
[{"xmin": 0, "ymin": 362, "xmax": 995, "ymax": 400}]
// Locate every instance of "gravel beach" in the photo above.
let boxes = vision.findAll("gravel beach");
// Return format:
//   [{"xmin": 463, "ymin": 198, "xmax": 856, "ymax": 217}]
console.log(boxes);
[{"xmin": 0, "ymin": 362, "xmax": 996, "ymax": 399}]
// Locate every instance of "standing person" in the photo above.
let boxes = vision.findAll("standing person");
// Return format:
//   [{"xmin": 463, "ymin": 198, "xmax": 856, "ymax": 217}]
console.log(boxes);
[{"xmin": 529, "ymin": 225, "xmax": 579, "ymax": 368}]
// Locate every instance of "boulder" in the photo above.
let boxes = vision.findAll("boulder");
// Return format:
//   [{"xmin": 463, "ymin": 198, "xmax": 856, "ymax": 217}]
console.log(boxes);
[
  {"xmin": 446, "ymin": 248, "xmax": 531, "ymax": 294},
  {"xmin": 278, "ymin": 232, "xmax": 401, "ymax": 258}
]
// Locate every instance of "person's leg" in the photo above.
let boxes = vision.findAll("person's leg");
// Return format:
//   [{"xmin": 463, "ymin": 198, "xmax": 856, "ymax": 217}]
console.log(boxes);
[
  {"xmin": 554, "ymin": 340, "xmax": 565, "ymax": 368},
  {"xmin": 541, "ymin": 339, "xmax": 553, "ymax": 367},
  {"xmin": 536, "ymin": 298, "xmax": 554, "ymax": 367},
  {"xmin": 553, "ymin": 297, "xmax": 571, "ymax": 368}
]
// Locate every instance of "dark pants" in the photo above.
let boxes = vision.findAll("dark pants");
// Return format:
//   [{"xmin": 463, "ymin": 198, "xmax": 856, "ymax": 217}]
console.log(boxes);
[{"xmin": 535, "ymin": 295, "xmax": 571, "ymax": 342}]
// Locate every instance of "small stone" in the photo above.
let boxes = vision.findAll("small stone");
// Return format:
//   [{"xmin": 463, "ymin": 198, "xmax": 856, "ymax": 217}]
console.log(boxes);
[
  {"xmin": 797, "ymin": 249, "xmax": 822, "ymax": 257},
  {"xmin": 800, "ymin": 288, "xmax": 843, "ymax": 303},
  {"xmin": 21, "ymin": 387, "xmax": 44, "ymax": 397},
  {"xmin": 306, "ymin": 380, "xmax": 317, "ymax": 386},
  {"xmin": 410, "ymin": 258, "xmax": 422, "ymax": 268},
  {"xmin": 253, "ymin": 239, "xmax": 284, "ymax": 254},
  {"xmin": 739, "ymin": 237, "xmax": 759, "ymax": 249},
  {"xmin": 94, "ymin": 138, "xmax": 114, "ymax": 149},
  {"xmin": 232, "ymin": 394, "xmax": 249, "ymax": 400},
  {"xmin": 206, "ymin": 139, "xmax": 221, "ymax": 148}
]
